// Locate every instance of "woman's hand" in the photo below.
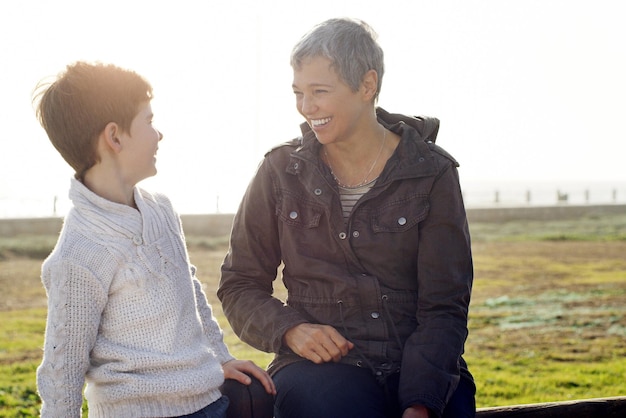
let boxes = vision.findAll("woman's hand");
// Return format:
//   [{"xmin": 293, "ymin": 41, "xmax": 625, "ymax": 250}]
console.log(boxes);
[
  {"xmin": 402, "ymin": 404, "xmax": 431, "ymax": 418},
  {"xmin": 283, "ymin": 323, "xmax": 354, "ymax": 363},
  {"xmin": 222, "ymin": 359, "xmax": 276, "ymax": 395}
]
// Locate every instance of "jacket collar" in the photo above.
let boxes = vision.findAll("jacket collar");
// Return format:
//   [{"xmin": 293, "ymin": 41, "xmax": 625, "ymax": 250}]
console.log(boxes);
[
  {"xmin": 290, "ymin": 107, "xmax": 439, "ymax": 181},
  {"xmin": 296, "ymin": 106, "xmax": 440, "ymax": 143}
]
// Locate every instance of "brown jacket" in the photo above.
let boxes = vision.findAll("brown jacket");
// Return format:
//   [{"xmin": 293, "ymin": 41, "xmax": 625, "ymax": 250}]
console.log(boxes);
[{"xmin": 218, "ymin": 108, "xmax": 474, "ymax": 415}]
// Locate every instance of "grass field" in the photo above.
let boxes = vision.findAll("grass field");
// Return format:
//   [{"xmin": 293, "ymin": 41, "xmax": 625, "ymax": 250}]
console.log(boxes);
[{"xmin": 1, "ymin": 213, "xmax": 625, "ymax": 416}]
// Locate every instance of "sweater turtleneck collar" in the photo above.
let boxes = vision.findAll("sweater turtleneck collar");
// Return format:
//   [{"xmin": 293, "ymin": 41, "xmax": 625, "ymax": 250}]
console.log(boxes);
[{"xmin": 68, "ymin": 178, "xmax": 145, "ymax": 239}]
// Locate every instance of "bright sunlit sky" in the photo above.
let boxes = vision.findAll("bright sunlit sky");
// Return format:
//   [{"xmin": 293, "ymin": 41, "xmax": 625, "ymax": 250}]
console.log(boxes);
[{"xmin": 1, "ymin": 0, "xmax": 625, "ymax": 216}]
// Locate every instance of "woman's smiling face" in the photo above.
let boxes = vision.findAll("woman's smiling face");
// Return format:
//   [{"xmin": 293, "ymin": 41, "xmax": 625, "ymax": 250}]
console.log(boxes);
[{"xmin": 292, "ymin": 56, "xmax": 369, "ymax": 146}]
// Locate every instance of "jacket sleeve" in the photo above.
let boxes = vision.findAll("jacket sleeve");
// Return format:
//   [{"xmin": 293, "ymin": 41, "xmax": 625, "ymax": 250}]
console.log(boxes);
[
  {"xmin": 218, "ymin": 157, "xmax": 309, "ymax": 353},
  {"xmin": 399, "ymin": 159, "xmax": 474, "ymax": 416}
]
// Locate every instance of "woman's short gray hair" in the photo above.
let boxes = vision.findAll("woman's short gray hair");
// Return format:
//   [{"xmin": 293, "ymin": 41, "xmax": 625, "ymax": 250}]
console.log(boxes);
[{"xmin": 290, "ymin": 18, "xmax": 385, "ymax": 101}]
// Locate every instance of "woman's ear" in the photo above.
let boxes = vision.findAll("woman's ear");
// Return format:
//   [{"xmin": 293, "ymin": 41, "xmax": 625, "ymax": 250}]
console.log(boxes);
[
  {"xmin": 361, "ymin": 69, "xmax": 379, "ymax": 102},
  {"xmin": 101, "ymin": 122, "xmax": 123, "ymax": 153}
]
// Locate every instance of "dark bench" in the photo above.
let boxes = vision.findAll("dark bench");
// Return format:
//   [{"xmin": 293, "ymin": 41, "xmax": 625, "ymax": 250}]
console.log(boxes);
[{"xmin": 476, "ymin": 396, "xmax": 626, "ymax": 417}]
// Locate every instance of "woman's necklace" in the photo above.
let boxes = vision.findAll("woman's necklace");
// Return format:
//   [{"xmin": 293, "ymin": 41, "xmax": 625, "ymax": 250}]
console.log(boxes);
[{"xmin": 324, "ymin": 128, "xmax": 387, "ymax": 189}]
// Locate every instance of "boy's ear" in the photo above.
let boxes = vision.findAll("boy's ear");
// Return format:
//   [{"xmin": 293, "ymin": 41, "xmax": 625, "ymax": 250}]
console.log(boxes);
[
  {"xmin": 101, "ymin": 122, "xmax": 123, "ymax": 153},
  {"xmin": 361, "ymin": 69, "xmax": 378, "ymax": 102}
]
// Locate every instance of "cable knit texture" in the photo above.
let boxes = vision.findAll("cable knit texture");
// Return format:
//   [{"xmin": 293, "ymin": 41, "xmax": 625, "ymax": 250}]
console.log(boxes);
[{"xmin": 37, "ymin": 178, "xmax": 234, "ymax": 418}]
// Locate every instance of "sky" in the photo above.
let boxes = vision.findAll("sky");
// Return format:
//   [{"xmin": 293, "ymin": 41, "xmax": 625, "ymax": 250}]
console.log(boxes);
[{"xmin": 1, "ymin": 0, "xmax": 625, "ymax": 217}]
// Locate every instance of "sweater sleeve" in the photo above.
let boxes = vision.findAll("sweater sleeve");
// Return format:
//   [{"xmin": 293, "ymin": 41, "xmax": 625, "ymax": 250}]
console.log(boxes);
[
  {"xmin": 158, "ymin": 192, "xmax": 235, "ymax": 365},
  {"xmin": 191, "ymin": 267, "xmax": 234, "ymax": 365},
  {"xmin": 37, "ymin": 259, "xmax": 108, "ymax": 418}
]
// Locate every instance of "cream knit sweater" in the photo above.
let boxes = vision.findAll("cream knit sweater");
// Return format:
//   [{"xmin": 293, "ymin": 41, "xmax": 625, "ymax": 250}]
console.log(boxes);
[{"xmin": 37, "ymin": 179, "xmax": 234, "ymax": 417}]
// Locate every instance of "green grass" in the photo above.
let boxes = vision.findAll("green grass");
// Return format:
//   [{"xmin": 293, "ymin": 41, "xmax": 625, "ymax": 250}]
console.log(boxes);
[
  {"xmin": 467, "ymin": 284, "xmax": 626, "ymax": 406},
  {"xmin": 0, "ymin": 309, "xmax": 47, "ymax": 417},
  {"xmin": 1, "ymin": 213, "xmax": 626, "ymax": 415}
]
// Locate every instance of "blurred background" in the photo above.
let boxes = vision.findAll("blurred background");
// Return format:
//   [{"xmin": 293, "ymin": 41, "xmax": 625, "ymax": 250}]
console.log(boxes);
[{"xmin": 1, "ymin": 0, "xmax": 625, "ymax": 218}]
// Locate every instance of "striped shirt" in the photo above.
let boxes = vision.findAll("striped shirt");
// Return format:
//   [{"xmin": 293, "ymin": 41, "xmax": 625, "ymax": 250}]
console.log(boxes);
[{"xmin": 338, "ymin": 178, "xmax": 377, "ymax": 219}]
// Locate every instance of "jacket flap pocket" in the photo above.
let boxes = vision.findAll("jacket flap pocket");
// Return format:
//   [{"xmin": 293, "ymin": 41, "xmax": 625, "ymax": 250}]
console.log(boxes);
[
  {"xmin": 371, "ymin": 197, "xmax": 429, "ymax": 233},
  {"xmin": 277, "ymin": 194, "xmax": 324, "ymax": 229}
]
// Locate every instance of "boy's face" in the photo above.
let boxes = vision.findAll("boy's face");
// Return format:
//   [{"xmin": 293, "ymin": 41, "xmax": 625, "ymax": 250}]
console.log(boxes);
[{"xmin": 119, "ymin": 101, "xmax": 163, "ymax": 185}]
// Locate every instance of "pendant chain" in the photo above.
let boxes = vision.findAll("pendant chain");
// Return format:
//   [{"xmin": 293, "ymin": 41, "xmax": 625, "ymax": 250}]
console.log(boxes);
[{"xmin": 324, "ymin": 128, "xmax": 387, "ymax": 189}]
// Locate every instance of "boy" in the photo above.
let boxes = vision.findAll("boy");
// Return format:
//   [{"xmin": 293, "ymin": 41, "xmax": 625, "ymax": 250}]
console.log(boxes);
[{"xmin": 34, "ymin": 62, "xmax": 275, "ymax": 417}]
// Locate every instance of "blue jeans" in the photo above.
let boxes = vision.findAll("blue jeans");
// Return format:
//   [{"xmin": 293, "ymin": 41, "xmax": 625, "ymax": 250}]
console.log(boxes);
[
  {"xmin": 273, "ymin": 361, "xmax": 475, "ymax": 418},
  {"xmin": 179, "ymin": 395, "xmax": 229, "ymax": 418},
  {"xmin": 220, "ymin": 376, "xmax": 275, "ymax": 418},
  {"xmin": 179, "ymin": 376, "xmax": 274, "ymax": 418}
]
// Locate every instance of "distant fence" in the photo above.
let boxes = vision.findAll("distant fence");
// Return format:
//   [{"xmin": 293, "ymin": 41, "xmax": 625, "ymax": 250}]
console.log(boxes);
[
  {"xmin": 2, "ymin": 182, "xmax": 626, "ymax": 219},
  {"xmin": 1, "ymin": 205, "xmax": 625, "ymax": 237},
  {"xmin": 462, "ymin": 182, "xmax": 626, "ymax": 208}
]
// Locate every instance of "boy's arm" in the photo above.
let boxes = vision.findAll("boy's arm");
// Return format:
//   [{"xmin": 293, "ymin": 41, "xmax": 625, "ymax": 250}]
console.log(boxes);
[
  {"xmin": 192, "ymin": 268, "xmax": 275, "ymax": 394},
  {"xmin": 160, "ymin": 191, "xmax": 237, "ymax": 364},
  {"xmin": 191, "ymin": 269, "xmax": 235, "ymax": 365},
  {"xmin": 37, "ymin": 260, "xmax": 105, "ymax": 418}
]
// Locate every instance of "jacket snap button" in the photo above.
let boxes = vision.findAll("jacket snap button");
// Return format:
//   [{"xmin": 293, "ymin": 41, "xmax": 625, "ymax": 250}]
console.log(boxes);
[
  {"xmin": 293, "ymin": 163, "xmax": 299, "ymax": 169},
  {"xmin": 397, "ymin": 217, "xmax": 407, "ymax": 226},
  {"xmin": 339, "ymin": 232, "xmax": 347, "ymax": 240},
  {"xmin": 314, "ymin": 188, "xmax": 322, "ymax": 195},
  {"xmin": 371, "ymin": 312, "xmax": 380, "ymax": 319},
  {"xmin": 289, "ymin": 211, "xmax": 298, "ymax": 219},
  {"xmin": 352, "ymin": 231, "xmax": 360, "ymax": 238},
  {"xmin": 132, "ymin": 235, "xmax": 143, "ymax": 245}
]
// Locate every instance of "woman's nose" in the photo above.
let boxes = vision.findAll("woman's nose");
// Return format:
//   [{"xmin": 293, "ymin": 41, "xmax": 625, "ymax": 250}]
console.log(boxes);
[{"xmin": 300, "ymin": 95, "xmax": 316, "ymax": 115}]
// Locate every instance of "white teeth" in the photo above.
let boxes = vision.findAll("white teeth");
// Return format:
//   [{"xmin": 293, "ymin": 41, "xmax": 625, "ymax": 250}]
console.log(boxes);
[{"xmin": 311, "ymin": 117, "xmax": 331, "ymax": 126}]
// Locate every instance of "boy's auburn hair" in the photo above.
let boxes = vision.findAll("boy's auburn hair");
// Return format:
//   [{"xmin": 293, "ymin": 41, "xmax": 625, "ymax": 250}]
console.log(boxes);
[{"xmin": 34, "ymin": 62, "xmax": 153, "ymax": 180}]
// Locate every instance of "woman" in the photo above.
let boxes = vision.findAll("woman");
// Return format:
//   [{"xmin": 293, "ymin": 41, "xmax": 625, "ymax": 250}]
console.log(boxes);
[{"xmin": 218, "ymin": 18, "xmax": 475, "ymax": 418}]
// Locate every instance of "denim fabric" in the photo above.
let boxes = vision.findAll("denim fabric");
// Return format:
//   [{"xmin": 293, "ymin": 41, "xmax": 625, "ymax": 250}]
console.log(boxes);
[
  {"xmin": 178, "ymin": 396, "xmax": 229, "ymax": 418},
  {"xmin": 220, "ymin": 376, "xmax": 275, "ymax": 418},
  {"xmin": 273, "ymin": 361, "xmax": 475, "ymax": 418}
]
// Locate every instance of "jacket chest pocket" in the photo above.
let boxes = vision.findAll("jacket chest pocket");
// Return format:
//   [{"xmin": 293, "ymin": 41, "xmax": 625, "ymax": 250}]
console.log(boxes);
[
  {"xmin": 276, "ymin": 193, "xmax": 324, "ymax": 229},
  {"xmin": 370, "ymin": 195, "xmax": 430, "ymax": 234}
]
